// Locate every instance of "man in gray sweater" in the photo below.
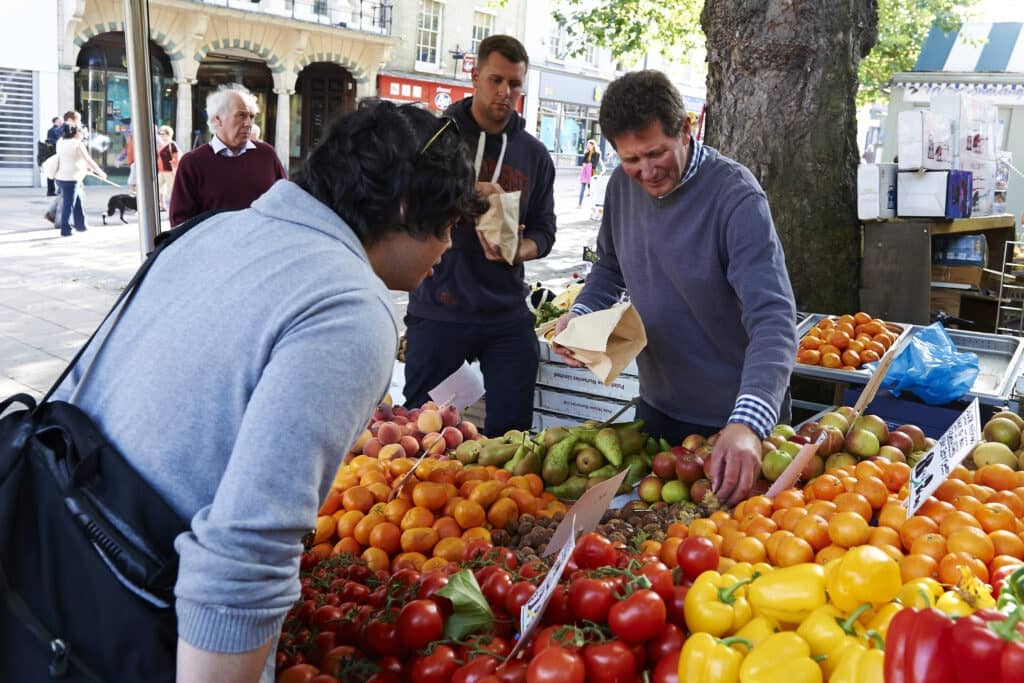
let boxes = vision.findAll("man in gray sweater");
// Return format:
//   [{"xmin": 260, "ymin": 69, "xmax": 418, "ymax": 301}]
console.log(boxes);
[
  {"xmin": 554, "ymin": 71, "xmax": 797, "ymax": 506},
  {"xmin": 53, "ymin": 102, "xmax": 481, "ymax": 681}
]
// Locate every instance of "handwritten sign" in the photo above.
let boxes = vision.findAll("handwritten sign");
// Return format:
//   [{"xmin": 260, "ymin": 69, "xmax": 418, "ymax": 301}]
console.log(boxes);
[
  {"xmin": 904, "ymin": 399, "xmax": 981, "ymax": 515},
  {"xmin": 545, "ymin": 469, "xmax": 629, "ymax": 557},
  {"xmin": 428, "ymin": 361, "xmax": 485, "ymax": 411},
  {"xmin": 509, "ymin": 525, "xmax": 575, "ymax": 658}
]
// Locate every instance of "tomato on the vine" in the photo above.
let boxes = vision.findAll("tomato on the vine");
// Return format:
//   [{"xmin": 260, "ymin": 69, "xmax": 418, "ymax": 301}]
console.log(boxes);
[
  {"xmin": 608, "ymin": 589, "xmax": 667, "ymax": 644},
  {"xmin": 480, "ymin": 569, "xmax": 515, "ymax": 613},
  {"xmin": 664, "ymin": 584, "xmax": 690, "ymax": 626},
  {"xmin": 582, "ymin": 640, "xmax": 637, "ymax": 683},
  {"xmin": 574, "ymin": 533, "xmax": 617, "ymax": 570},
  {"xmin": 651, "ymin": 653, "xmax": 681, "ymax": 683},
  {"xmin": 494, "ymin": 659, "xmax": 529, "ymax": 683},
  {"xmin": 541, "ymin": 584, "xmax": 574, "ymax": 625},
  {"xmin": 532, "ymin": 624, "xmax": 584, "ymax": 658},
  {"xmin": 410, "ymin": 644, "xmax": 459, "ymax": 683},
  {"xmin": 676, "ymin": 536, "xmax": 719, "ymax": 582},
  {"xmin": 646, "ymin": 623, "xmax": 686, "ymax": 663},
  {"xmin": 634, "ymin": 560, "xmax": 674, "ymax": 602},
  {"xmin": 568, "ymin": 577, "xmax": 616, "ymax": 622},
  {"xmin": 505, "ymin": 580, "xmax": 538, "ymax": 616},
  {"xmin": 397, "ymin": 599, "xmax": 444, "ymax": 650},
  {"xmin": 451, "ymin": 656, "xmax": 500, "ymax": 683},
  {"xmin": 278, "ymin": 663, "xmax": 320, "ymax": 683},
  {"xmin": 527, "ymin": 646, "xmax": 585, "ymax": 683}
]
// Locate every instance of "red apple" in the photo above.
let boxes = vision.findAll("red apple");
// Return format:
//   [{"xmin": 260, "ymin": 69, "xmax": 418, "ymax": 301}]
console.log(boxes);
[
  {"xmin": 675, "ymin": 451, "xmax": 705, "ymax": 484},
  {"xmin": 680, "ymin": 434, "xmax": 706, "ymax": 451},
  {"xmin": 884, "ymin": 430, "xmax": 914, "ymax": 456},
  {"xmin": 788, "ymin": 435, "xmax": 811, "ymax": 445},
  {"xmin": 797, "ymin": 421, "xmax": 823, "ymax": 441},
  {"xmin": 817, "ymin": 425, "xmax": 845, "ymax": 457},
  {"xmin": 652, "ymin": 451, "xmax": 677, "ymax": 480},
  {"xmin": 689, "ymin": 478, "xmax": 712, "ymax": 503},
  {"xmin": 748, "ymin": 479, "xmax": 771, "ymax": 496}
]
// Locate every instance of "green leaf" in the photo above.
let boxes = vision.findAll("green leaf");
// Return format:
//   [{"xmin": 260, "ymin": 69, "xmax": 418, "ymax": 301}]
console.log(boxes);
[{"xmin": 435, "ymin": 569, "xmax": 495, "ymax": 640}]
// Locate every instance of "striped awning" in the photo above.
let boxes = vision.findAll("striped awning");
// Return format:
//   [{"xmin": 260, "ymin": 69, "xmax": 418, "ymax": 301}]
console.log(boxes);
[{"xmin": 914, "ymin": 22, "xmax": 1024, "ymax": 73}]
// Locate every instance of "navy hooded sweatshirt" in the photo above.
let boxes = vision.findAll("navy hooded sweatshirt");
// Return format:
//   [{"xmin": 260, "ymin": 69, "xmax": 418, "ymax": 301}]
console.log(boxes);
[{"xmin": 407, "ymin": 97, "xmax": 557, "ymax": 323}]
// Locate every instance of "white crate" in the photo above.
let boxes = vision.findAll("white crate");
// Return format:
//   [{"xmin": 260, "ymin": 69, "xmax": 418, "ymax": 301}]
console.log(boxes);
[
  {"xmin": 536, "ymin": 363, "xmax": 640, "ymax": 401},
  {"xmin": 534, "ymin": 387, "xmax": 636, "ymax": 423},
  {"xmin": 530, "ymin": 409, "xmax": 584, "ymax": 432},
  {"xmin": 537, "ymin": 341, "xmax": 639, "ymax": 377}
]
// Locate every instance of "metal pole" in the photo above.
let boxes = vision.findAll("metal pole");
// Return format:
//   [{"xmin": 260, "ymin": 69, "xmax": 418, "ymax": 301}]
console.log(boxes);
[{"xmin": 122, "ymin": 0, "xmax": 160, "ymax": 257}]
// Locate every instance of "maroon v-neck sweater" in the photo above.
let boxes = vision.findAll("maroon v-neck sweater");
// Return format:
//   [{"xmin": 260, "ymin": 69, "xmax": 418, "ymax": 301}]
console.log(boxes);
[{"xmin": 168, "ymin": 141, "xmax": 286, "ymax": 226}]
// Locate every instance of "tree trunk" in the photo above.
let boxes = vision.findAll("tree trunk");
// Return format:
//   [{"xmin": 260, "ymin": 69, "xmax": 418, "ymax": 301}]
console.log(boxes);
[{"xmin": 702, "ymin": 0, "xmax": 878, "ymax": 314}]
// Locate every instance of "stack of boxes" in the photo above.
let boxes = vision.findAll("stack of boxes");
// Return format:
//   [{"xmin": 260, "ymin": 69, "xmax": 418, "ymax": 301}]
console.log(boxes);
[
  {"xmin": 895, "ymin": 108, "xmax": 973, "ymax": 219},
  {"xmin": 531, "ymin": 343, "xmax": 638, "ymax": 431}
]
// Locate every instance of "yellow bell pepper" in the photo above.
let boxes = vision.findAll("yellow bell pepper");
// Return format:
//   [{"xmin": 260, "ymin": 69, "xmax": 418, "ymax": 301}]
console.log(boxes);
[
  {"xmin": 935, "ymin": 589, "xmax": 974, "ymax": 617},
  {"xmin": 684, "ymin": 570, "xmax": 756, "ymax": 637},
  {"xmin": 747, "ymin": 563, "xmax": 827, "ymax": 625},
  {"xmin": 794, "ymin": 604, "xmax": 869, "ymax": 679},
  {"xmin": 860, "ymin": 601, "xmax": 902, "ymax": 641},
  {"xmin": 727, "ymin": 561, "xmax": 773, "ymax": 581},
  {"xmin": 829, "ymin": 643, "xmax": 884, "ymax": 683},
  {"xmin": 826, "ymin": 546, "xmax": 902, "ymax": 613},
  {"xmin": 730, "ymin": 615, "xmax": 779, "ymax": 655},
  {"xmin": 739, "ymin": 632, "xmax": 822, "ymax": 683},
  {"xmin": 897, "ymin": 577, "xmax": 944, "ymax": 609},
  {"xmin": 679, "ymin": 632, "xmax": 748, "ymax": 683}
]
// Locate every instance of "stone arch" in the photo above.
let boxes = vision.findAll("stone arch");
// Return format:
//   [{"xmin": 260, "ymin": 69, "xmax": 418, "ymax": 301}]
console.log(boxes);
[
  {"xmin": 72, "ymin": 22, "xmax": 187, "ymax": 80},
  {"xmin": 293, "ymin": 53, "xmax": 369, "ymax": 84},
  {"xmin": 194, "ymin": 39, "xmax": 284, "ymax": 77}
]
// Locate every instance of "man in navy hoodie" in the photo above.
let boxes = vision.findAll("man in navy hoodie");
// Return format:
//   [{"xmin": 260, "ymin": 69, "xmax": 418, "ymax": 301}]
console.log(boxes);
[{"xmin": 404, "ymin": 34, "xmax": 556, "ymax": 436}]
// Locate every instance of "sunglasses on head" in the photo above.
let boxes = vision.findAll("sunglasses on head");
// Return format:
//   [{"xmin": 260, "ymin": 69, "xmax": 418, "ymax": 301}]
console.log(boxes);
[{"xmin": 416, "ymin": 115, "xmax": 461, "ymax": 161}]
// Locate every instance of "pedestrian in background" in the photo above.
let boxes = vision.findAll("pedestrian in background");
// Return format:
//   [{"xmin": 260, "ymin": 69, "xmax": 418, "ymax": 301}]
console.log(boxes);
[
  {"xmin": 156, "ymin": 125, "xmax": 180, "ymax": 212},
  {"xmin": 44, "ymin": 110, "xmax": 85, "ymax": 227},
  {"xmin": 54, "ymin": 122, "xmax": 107, "ymax": 236},
  {"xmin": 578, "ymin": 138, "xmax": 601, "ymax": 207},
  {"xmin": 44, "ymin": 116, "xmax": 63, "ymax": 197},
  {"xmin": 169, "ymin": 83, "xmax": 286, "ymax": 227}
]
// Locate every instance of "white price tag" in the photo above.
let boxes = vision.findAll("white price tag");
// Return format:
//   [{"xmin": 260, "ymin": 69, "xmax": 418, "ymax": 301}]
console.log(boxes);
[
  {"xmin": 545, "ymin": 469, "xmax": 629, "ymax": 557},
  {"xmin": 508, "ymin": 521, "xmax": 576, "ymax": 658},
  {"xmin": 904, "ymin": 399, "xmax": 981, "ymax": 515}
]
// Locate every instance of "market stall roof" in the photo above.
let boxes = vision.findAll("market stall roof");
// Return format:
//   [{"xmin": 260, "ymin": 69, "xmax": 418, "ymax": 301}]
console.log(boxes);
[{"xmin": 913, "ymin": 22, "xmax": 1024, "ymax": 74}]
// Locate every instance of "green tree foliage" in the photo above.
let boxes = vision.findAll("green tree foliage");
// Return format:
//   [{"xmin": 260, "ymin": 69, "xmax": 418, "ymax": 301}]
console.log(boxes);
[{"xmin": 552, "ymin": 0, "xmax": 976, "ymax": 102}]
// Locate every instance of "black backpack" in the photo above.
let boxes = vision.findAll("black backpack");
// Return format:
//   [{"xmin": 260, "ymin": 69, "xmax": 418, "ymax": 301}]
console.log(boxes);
[{"xmin": 0, "ymin": 211, "xmax": 222, "ymax": 681}]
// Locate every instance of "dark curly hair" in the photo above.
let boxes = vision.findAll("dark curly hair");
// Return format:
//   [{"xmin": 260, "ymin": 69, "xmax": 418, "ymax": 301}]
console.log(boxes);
[
  {"xmin": 294, "ymin": 100, "xmax": 484, "ymax": 244},
  {"xmin": 599, "ymin": 70, "xmax": 686, "ymax": 146}
]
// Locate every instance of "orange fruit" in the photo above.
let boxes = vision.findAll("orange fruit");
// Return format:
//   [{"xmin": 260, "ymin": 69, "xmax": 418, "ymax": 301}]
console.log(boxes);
[
  {"xmin": 938, "ymin": 510, "xmax": 982, "ymax": 536},
  {"xmin": 808, "ymin": 474, "xmax": 844, "ymax": 502},
  {"xmin": 487, "ymin": 498, "xmax": 519, "ymax": 529},
  {"xmin": 946, "ymin": 526, "xmax": 995, "ymax": 564},
  {"xmin": 989, "ymin": 530, "xmax": 1024, "ymax": 559},
  {"xmin": 432, "ymin": 536, "xmax": 467, "ymax": 562},
  {"xmin": 797, "ymin": 349, "xmax": 822, "ymax": 365},
  {"xmin": 827, "ymin": 511, "xmax": 871, "ymax": 548},
  {"xmin": 977, "ymin": 464, "xmax": 1018, "ymax": 492},
  {"xmin": 353, "ymin": 512, "xmax": 385, "ymax": 546},
  {"xmin": 977, "ymin": 503, "xmax": 1017, "ymax": 533},
  {"xmin": 731, "ymin": 536, "xmax": 768, "ymax": 564},
  {"xmin": 899, "ymin": 554, "xmax": 940, "ymax": 582},
  {"xmin": 341, "ymin": 486, "xmax": 375, "ymax": 513},
  {"xmin": 834, "ymin": 492, "xmax": 873, "ymax": 521},
  {"xmin": 432, "ymin": 516, "xmax": 462, "ymax": 540},
  {"xmin": 899, "ymin": 515, "xmax": 940, "ymax": 550},
  {"xmin": 361, "ymin": 547, "xmax": 390, "ymax": 572},
  {"xmin": 939, "ymin": 551, "xmax": 989, "ymax": 584},
  {"xmin": 368, "ymin": 522, "xmax": 402, "ymax": 555},
  {"xmin": 793, "ymin": 514, "xmax": 831, "ymax": 552},
  {"xmin": 335, "ymin": 509, "xmax": 364, "ymax": 539},
  {"xmin": 878, "ymin": 502, "xmax": 908, "ymax": 530},
  {"xmin": 815, "ymin": 544, "xmax": 847, "ymax": 564},
  {"xmin": 775, "ymin": 535, "xmax": 815, "ymax": 567},
  {"xmin": 400, "ymin": 506, "xmax": 435, "ymax": 531},
  {"xmin": 453, "ymin": 499, "xmax": 486, "ymax": 530},
  {"xmin": 909, "ymin": 532, "xmax": 947, "ymax": 562}
]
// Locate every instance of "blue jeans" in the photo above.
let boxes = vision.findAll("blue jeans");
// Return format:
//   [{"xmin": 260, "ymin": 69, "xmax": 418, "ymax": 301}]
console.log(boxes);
[{"xmin": 55, "ymin": 179, "xmax": 85, "ymax": 232}]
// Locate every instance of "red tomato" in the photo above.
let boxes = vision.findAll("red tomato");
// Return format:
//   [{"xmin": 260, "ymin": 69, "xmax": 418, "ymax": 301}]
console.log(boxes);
[
  {"xmin": 494, "ymin": 659, "xmax": 529, "ymax": 683},
  {"xmin": 676, "ymin": 536, "xmax": 720, "ymax": 582},
  {"xmin": 527, "ymin": 646, "xmax": 585, "ymax": 683},
  {"xmin": 608, "ymin": 589, "xmax": 667, "ymax": 644},
  {"xmin": 480, "ymin": 569, "xmax": 515, "ymax": 612},
  {"xmin": 278, "ymin": 664, "xmax": 320, "ymax": 683},
  {"xmin": 635, "ymin": 560, "xmax": 674, "ymax": 602},
  {"xmin": 664, "ymin": 584, "xmax": 690, "ymax": 626},
  {"xmin": 506, "ymin": 580, "xmax": 538, "ymax": 616},
  {"xmin": 452, "ymin": 656, "xmax": 500, "ymax": 683},
  {"xmin": 519, "ymin": 560, "xmax": 547, "ymax": 579},
  {"xmin": 568, "ymin": 577, "xmax": 616, "ymax": 622},
  {"xmin": 361, "ymin": 613, "xmax": 402, "ymax": 658},
  {"xmin": 574, "ymin": 533, "xmax": 617, "ymax": 569},
  {"xmin": 543, "ymin": 583, "xmax": 574, "ymax": 625},
  {"xmin": 319, "ymin": 646, "xmax": 359, "ymax": 678},
  {"xmin": 459, "ymin": 634, "xmax": 512, "ymax": 660},
  {"xmin": 651, "ymin": 653, "xmax": 681, "ymax": 683},
  {"xmin": 398, "ymin": 599, "xmax": 444, "ymax": 650},
  {"xmin": 646, "ymin": 623, "xmax": 686, "ymax": 663},
  {"xmin": 309, "ymin": 676, "xmax": 341, "ymax": 683},
  {"xmin": 311, "ymin": 605, "xmax": 346, "ymax": 634},
  {"xmin": 532, "ymin": 624, "xmax": 584, "ymax": 658},
  {"xmin": 410, "ymin": 644, "xmax": 459, "ymax": 683},
  {"xmin": 464, "ymin": 539, "xmax": 494, "ymax": 562},
  {"xmin": 582, "ymin": 640, "xmax": 637, "ymax": 683},
  {"xmin": 367, "ymin": 673, "xmax": 402, "ymax": 683}
]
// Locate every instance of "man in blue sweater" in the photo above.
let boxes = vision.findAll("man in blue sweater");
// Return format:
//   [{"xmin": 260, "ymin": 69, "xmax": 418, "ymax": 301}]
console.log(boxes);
[
  {"xmin": 554, "ymin": 71, "xmax": 797, "ymax": 505},
  {"xmin": 404, "ymin": 34, "xmax": 557, "ymax": 435}
]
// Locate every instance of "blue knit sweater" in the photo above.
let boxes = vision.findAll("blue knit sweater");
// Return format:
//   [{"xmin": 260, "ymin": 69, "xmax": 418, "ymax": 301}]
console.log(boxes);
[
  {"xmin": 54, "ymin": 181, "xmax": 397, "ymax": 657},
  {"xmin": 572, "ymin": 145, "xmax": 797, "ymax": 433}
]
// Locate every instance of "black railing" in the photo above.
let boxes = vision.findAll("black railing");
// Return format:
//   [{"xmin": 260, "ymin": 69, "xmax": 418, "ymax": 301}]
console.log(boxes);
[{"xmin": 194, "ymin": 0, "xmax": 393, "ymax": 35}]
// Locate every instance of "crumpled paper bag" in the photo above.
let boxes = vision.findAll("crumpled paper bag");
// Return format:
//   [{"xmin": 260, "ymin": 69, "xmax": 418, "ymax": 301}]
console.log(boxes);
[
  {"xmin": 476, "ymin": 191, "xmax": 521, "ymax": 265},
  {"xmin": 537, "ymin": 303, "xmax": 647, "ymax": 385}
]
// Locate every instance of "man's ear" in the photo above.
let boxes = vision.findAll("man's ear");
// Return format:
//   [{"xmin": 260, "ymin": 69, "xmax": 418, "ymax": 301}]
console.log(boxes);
[{"xmin": 681, "ymin": 115, "xmax": 692, "ymax": 139}]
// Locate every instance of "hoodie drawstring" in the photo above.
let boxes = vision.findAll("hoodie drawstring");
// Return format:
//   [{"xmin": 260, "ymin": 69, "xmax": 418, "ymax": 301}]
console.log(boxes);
[{"xmin": 473, "ymin": 131, "xmax": 507, "ymax": 185}]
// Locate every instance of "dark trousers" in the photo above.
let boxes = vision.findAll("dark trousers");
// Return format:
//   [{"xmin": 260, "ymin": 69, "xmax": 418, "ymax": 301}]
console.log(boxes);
[
  {"xmin": 46, "ymin": 178, "xmax": 56, "ymax": 195},
  {"xmin": 55, "ymin": 179, "xmax": 85, "ymax": 233},
  {"xmin": 636, "ymin": 399, "xmax": 719, "ymax": 445},
  {"xmin": 403, "ymin": 315, "xmax": 538, "ymax": 437}
]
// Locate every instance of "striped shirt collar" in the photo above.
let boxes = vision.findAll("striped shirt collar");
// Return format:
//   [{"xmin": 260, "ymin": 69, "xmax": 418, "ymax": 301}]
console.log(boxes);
[
  {"xmin": 657, "ymin": 136, "xmax": 706, "ymax": 199},
  {"xmin": 210, "ymin": 135, "xmax": 257, "ymax": 157}
]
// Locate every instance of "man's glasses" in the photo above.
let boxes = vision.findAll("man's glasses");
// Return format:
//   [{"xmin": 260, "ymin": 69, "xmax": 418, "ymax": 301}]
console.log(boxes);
[{"xmin": 416, "ymin": 116, "xmax": 460, "ymax": 161}]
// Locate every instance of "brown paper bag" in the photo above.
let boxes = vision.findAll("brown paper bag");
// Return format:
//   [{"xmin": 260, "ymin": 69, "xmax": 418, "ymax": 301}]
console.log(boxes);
[
  {"xmin": 537, "ymin": 303, "xmax": 647, "ymax": 384},
  {"xmin": 476, "ymin": 191, "xmax": 521, "ymax": 265}
]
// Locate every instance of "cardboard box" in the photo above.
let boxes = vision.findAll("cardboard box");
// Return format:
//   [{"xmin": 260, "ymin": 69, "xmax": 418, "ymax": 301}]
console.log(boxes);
[
  {"xmin": 533, "ymin": 387, "xmax": 635, "ymax": 423},
  {"xmin": 930, "ymin": 93, "xmax": 998, "ymax": 166},
  {"xmin": 897, "ymin": 169, "xmax": 973, "ymax": 219},
  {"xmin": 537, "ymin": 341, "xmax": 639, "ymax": 376},
  {"xmin": 857, "ymin": 163, "xmax": 898, "ymax": 220},
  {"xmin": 898, "ymin": 110, "xmax": 953, "ymax": 171},
  {"xmin": 932, "ymin": 233, "xmax": 988, "ymax": 267},
  {"xmin": 963, "ymin": 157, "xmax": 997, "ymax": 216},
  {"xmin": 536, "ymin": 362, "xmax": 640, "ymax": 401},
  {"xmin": 930, "ymin": 287, "xmax": 962, "ymax": 317},
  {"xmin": 930, "ymin": 264, "xmax": 985, "ymax": 288},
  {"xmin": 531, "ymin": 409, "xmax": 585, "ymax": 432}
]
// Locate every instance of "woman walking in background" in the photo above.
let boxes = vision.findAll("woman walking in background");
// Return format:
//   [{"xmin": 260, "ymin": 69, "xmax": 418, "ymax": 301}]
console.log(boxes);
[
  {"xmin": 578, "ymin": 139, "xmax": 601, "ymax": 207},
  {"xmin": 156, "ymin": 126, "xmax": 180, "ymax": 211},
  {"xmin": 54, "ymin": 123, "xmax": 106, "ymax": 236}
]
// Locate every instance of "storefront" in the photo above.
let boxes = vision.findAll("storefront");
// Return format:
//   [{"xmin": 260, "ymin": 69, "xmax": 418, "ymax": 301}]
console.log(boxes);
[
  {"xmin": 289, "ymin": 62, "xmax": 358, "ymax": 170},
  {"xmin": 378, "ymin": 73, "xmax": 475, "ymax": 114},
  {"xmin": 193, "ymin": 50, "xmax": 276, "ymax": 150},
  {"xmin": 535, "ymin": 70, "xmax": 605, "ymax": 168},
  {"xmin": 74, "ymin": 32, "xmax": 176, "ymax": 176}
]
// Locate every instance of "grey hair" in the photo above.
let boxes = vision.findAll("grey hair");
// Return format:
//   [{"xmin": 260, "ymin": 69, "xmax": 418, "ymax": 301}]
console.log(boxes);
[{"xmin": 205, "ymin": 83, "xmax": 258, "ymax": 134}]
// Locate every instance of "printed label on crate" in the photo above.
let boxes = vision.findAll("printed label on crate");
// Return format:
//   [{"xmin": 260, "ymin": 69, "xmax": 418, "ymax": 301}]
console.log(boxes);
[
  {"xmin": 537, "ymin": 363, "xmax": 640, "ymax": 400},
  {"xmin": 534, "ymin": 387, "xmax": 636, "ymax": 423},
  {"xmin": 545, "ymin": 469, "xmax": 630, "ymax": 557},
  {"xmin": 510, "ymin": 525, "xmax": 576, "ymax": 658},
  {"xmin": 904, "ymin": 398, "xmax": 981, "ymax": 515},
  {"xmin": 538, "ymin": 342, "xmax": 640, "ymax": 375},
  {"xmin": 531, "ymin": 410, "xmax": 581, "ymax": 433}
]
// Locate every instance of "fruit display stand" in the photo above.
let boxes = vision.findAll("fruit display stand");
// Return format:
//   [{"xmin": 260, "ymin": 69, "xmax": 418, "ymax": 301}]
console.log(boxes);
[{"xmin": 860, "ymin": 214, "xmax": 1016, "ymax": 329}]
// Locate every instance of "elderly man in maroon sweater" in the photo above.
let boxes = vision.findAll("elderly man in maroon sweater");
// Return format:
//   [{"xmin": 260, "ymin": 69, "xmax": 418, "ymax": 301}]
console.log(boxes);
[{"xmin": 169, "ymin": 84, "xmax": 286, "ymax": 227}]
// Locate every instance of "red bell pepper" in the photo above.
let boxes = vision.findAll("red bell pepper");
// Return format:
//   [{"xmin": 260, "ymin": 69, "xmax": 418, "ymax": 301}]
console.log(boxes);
[
  {"xmin": 950, "ymin": 607, "xmax": 1024, "ymax": 682},
  {"xmin": 883, "ymin": 608, "xmax": 956, "ymax": 683}
]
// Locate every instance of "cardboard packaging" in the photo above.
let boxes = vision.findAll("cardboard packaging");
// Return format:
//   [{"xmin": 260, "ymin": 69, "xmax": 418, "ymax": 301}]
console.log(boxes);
[
  {"xmin": 930, "ymin": 92, "xmax": 998, "ymax": 166},
  {"xmin": 857, "ymin": 163, "xmax": 898, "ymax": 220},
  {"xmin": 930, "ymin": 265, "xmax": 1006, "ymax": 291},
  {"xmin": 897, "ymin": 169, "xmax": 973, "ymax": 219},
  {"xmin": 932, "ymin": 233, "xmax": 988, "ymax": 267},
  {"xmin": 963, "ymin": 157, "xmax": 998, "ymax": 217},
  {"xmin": 898, "ymin": 110, "xmax": 953, "ymax": 171}
]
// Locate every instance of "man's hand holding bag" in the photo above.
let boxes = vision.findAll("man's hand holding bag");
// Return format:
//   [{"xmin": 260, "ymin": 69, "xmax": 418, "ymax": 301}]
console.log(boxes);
[
  {"xmin": 476, "ymin": 189, "xmax": 522, "ymax": 265},
  {"xmin": 538, "ymin": 303, "xmax": 648, "ymax": 385}
]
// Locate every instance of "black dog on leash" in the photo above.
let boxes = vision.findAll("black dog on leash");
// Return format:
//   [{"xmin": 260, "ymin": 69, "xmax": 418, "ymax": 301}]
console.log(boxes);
[{"xmin": 102, "ymin": 194, "xmax": 137, "ymax": 225}]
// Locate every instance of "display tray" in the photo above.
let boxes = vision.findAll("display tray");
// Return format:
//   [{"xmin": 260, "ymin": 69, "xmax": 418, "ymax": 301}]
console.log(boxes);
[
  {"xmin": 793, "ymin": 314, "xmax": 912, "ymax": 384},
  {"xmin": 904, "ymin": 325, "xmax": 1024, "ymax": 403}
]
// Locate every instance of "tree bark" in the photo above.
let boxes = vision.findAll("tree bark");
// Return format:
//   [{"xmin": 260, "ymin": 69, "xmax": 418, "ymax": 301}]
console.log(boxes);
[{"xmin": 702, "ymin": 0, "xmax": 878, "ymax": 313}]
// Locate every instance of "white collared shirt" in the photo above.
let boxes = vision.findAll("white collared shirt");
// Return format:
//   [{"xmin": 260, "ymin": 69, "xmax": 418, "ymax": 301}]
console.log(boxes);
[{"xmin": 210, "ymin": 135, "xmax": 257, "ymax": 157}]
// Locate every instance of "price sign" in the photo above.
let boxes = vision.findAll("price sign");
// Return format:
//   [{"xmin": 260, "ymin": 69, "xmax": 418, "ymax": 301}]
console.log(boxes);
[
  {"xmin": 904, "ymin": 398, "xmax": 981, "ymax": 515},
  {"xmin": 545, "ymin": 469, "xmax": 629, "ymax": 557},
  {"xmin": 508, "ymin": 521, "xmax": 576, "ymax": 658}
]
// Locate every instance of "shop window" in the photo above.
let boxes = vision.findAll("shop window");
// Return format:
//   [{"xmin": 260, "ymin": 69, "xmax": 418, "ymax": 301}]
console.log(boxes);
[
  {"xmin": 471, "ymin": 11, "xmax": 494, "ymax": 54},
  {"xmin": 416, "ymin": 0, "xmax": 443, "ymax": 65}
]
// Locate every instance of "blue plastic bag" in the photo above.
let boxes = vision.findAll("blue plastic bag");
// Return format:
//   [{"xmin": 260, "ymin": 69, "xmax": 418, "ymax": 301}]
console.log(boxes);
[{"xmin": 875, "ymin": 323, "xmax": 979, "ymax": 405}]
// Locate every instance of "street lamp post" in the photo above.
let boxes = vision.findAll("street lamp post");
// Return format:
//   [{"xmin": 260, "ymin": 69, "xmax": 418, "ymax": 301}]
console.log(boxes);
[{"xmin": 448, "ymin": 44, "xmax": 465, "ymax": 79}]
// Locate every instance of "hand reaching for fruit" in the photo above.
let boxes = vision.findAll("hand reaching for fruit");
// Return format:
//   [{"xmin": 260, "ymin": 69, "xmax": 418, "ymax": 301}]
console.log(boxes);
[
  {"xmin": 705, "ymin": 422, "xmax": 763, "ymax": 506},
  {"xmin": 551, "ymin": 312, "xmax": 584, "ymax": 367}
]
